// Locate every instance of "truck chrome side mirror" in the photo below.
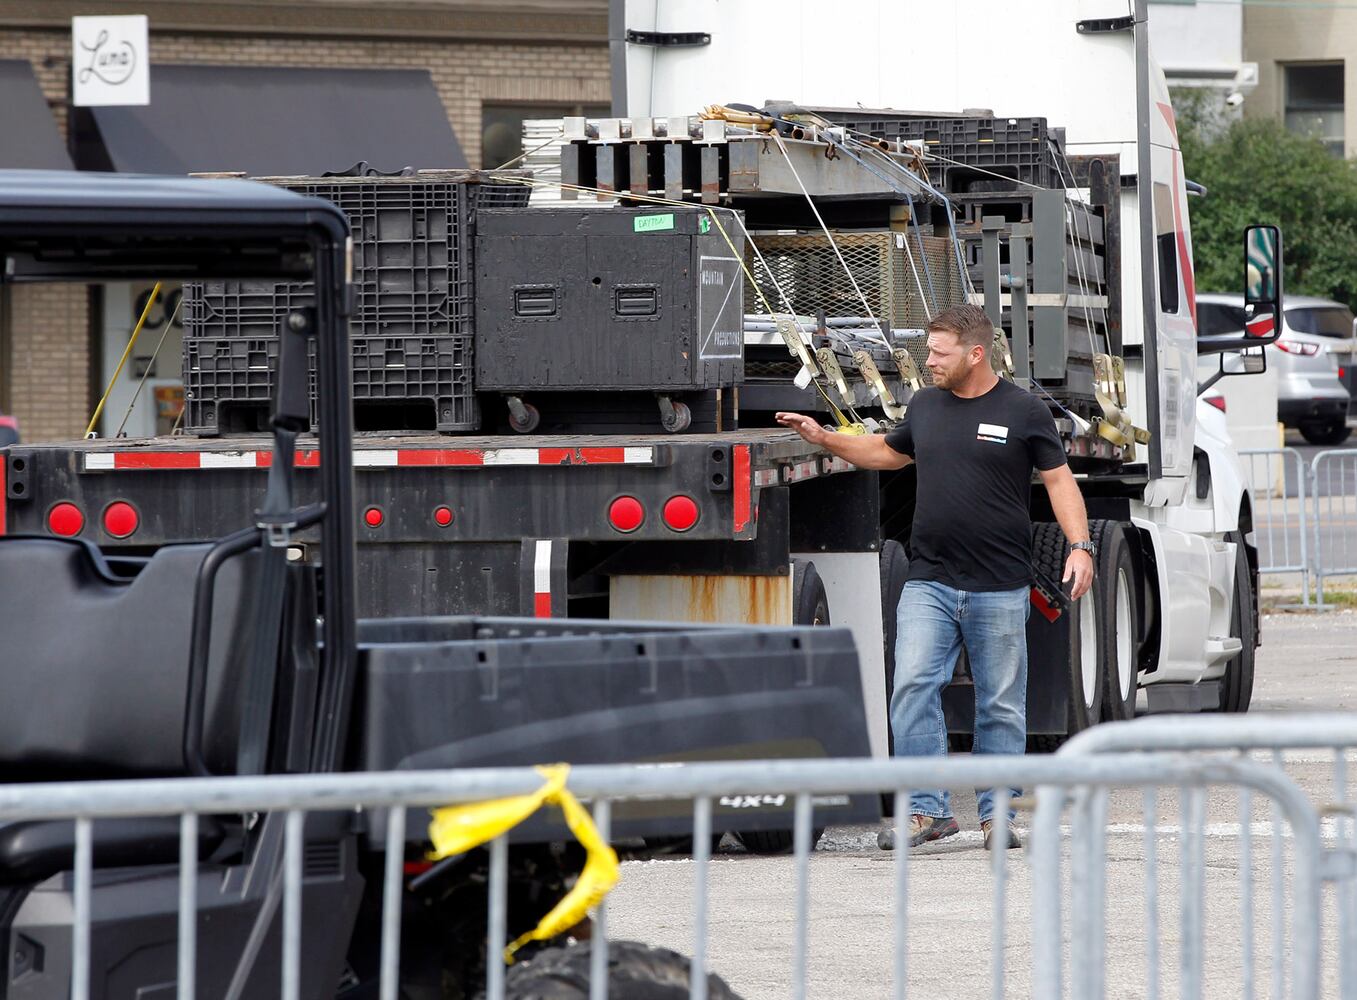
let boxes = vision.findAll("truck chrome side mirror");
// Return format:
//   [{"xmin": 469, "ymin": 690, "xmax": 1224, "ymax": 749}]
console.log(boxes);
[
  {"xmin": 1242, "ymin": 224, "xmax": 1283, "ymax": 342},
  {"xmin": 1198, "ymin": 224, "xmax": 1284, "ymax": 356}
]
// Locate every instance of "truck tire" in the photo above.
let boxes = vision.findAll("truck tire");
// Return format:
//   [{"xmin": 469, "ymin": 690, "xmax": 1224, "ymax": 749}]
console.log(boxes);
[
  {"xmin": 1300, "ymin": 418, "xmax": 1351, "ymax": 446},
  {"xmin": 1094, "ymin": 522, "xmax": 1139, "ymax": 723},
  {"xmin": 1032, "ymin": 522, "xmax": 1101, "ymax": 737},
  {"xmin": 501, "ymin": 939, "xmax": 745, "ymax": 999},
  {"xmin": 879, "ymin": 540, "xmax": 910, "ymax": 739},
  {"xmin": 792, "ymin": 559, "xmax": 830, "ymax": 626},
  {"xmin": 1215, "ymin": 531, "xmax": 1256, "ymax": 713}
]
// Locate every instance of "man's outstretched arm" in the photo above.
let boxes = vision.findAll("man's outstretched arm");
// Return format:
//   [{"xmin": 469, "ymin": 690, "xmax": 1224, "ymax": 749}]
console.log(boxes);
[
  {"xmin": 1039, "ymin": 463, "xmax": 1094, "ymax": 600},
  {"xmin": 775, "ymin": 412, "xmax": 913, "ymax": 470}
]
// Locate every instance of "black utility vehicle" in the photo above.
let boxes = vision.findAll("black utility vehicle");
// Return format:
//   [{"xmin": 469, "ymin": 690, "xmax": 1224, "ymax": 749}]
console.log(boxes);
[{"xmin": 0, "ymin": 170, "xmax": 868, "ymax": 999}]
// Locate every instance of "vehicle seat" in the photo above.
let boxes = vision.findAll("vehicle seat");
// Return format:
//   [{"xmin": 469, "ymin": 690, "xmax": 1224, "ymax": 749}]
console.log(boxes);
[
  {"xmin": 0, "ymin": 535, "xmax": 261, "ymax": 780},
  {"xmin": 0, "ymin": 817, "xmax": 227, "ymax": 886}
]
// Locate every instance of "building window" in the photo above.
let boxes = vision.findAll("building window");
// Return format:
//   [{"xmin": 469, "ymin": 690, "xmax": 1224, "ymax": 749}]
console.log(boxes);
[
  {"xmin": 481, "ymin": 103, "xmax": 611, "ymax": 169},
  {"xmin": 1285, "ymin": 63, "xmax": 1344, "ymax": 156}
]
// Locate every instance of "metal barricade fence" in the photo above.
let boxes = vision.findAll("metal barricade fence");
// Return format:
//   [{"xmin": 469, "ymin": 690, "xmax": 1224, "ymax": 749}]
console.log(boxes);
[
  {"xmin": 1037, "ymin": 714, "xmax": 1357, "ymax": 1000},
  {"xmin": 0, "ymin": 754, "xmax": 1324, "ymax": 1000},
  {"xmin": 1311, "ymin": 449, "xmax": 1357, "ymax": 609},
  {"xmin": 1239, "ymin": 448, "xmax": 1311, "ymax": 605}
]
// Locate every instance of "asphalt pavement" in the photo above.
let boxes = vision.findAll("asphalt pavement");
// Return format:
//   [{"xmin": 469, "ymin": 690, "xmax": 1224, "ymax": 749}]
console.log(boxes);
[{"xmin": 604, "ymin": 611, "xmax": 1357, "ymax": 999}]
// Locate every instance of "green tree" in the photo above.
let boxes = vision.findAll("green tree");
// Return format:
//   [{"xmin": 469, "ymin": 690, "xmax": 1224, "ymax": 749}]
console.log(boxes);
[{"xmin": 1178, "ymin": 104, "xmax": 1357, "ymax": 309}]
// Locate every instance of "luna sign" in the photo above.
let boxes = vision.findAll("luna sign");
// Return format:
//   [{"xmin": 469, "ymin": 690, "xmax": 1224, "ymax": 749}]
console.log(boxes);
[{"xmin": 72, "ymin": 15, "xmax": 149, "ymax": 107}]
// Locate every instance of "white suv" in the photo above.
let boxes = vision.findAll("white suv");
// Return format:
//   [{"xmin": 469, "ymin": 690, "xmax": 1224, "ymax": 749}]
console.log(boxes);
[{"xmin": 1197, "ymin": 292, "xmax": 1354, "ymax": 445}]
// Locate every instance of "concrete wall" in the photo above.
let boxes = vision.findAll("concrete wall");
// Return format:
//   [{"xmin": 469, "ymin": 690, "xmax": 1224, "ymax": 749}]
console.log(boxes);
[
  {"xmin": 1244, "ymin": 6, "xmax": 1355, "ymax": 156},
  {"xmin": 1149, "ymin": 1, "xmax": 1242, "ymax": 83}
]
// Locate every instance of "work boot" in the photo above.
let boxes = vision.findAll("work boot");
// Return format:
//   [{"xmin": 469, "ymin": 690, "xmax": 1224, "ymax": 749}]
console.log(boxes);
[
  {"xmin": 877, "ymin": 815, "xmax": 960, "ymax": 850},
  {"xmin": 981, "ymin": 819, "xmax": 1021, "ymax": 850}
]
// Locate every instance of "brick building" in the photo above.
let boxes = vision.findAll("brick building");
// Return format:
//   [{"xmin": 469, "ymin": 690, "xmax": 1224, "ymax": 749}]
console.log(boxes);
[{"xmin": 0, "ymin": 0, "xmax": 609, "ymax": 442}]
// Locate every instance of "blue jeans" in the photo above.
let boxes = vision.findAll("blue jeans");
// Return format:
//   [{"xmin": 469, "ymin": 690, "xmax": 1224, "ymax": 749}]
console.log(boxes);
[{"xmin": 889, "ymin": 579, "xmax": 1029, "ymax": 823}]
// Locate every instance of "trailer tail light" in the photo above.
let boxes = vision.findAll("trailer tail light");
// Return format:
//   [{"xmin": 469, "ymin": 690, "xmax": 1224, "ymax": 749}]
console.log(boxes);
[
  {"xmin": 608, "ymin": 496, "xmax": 644, "ymax": 533},
  {"xmin": 1275, "ymin": 339, "xmax": 1319, "ymax": 356},
  {"xmin": 363, "ymin": 506, "xmax": 384, "ymax": 528},
  {"xmin": 1204, "ymin": 395, "xmax": 1227, "ymax": 414},
  {"xmin": 433, "ymin": 505, "xmax": 454, "ymax": 527},
  {"xmin": 102, "ymin": 501, "xmax": 139, "ymax": 538},
  {"xmin": 662, "ymin": 495, "xmax": 700, "ymax": 532},
  {"xmin": 48, "ymin": 502, "xmax": 84, "ymax": 537}
]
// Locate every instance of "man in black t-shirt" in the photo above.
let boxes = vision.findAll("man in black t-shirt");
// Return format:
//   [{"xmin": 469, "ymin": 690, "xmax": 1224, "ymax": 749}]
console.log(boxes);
[{"xmin": 776, "ymin": 304, "xmax": 1093, "ymax": 850}]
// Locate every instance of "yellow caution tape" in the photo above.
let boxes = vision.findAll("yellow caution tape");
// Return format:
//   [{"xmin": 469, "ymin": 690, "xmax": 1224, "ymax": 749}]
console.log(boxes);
[{"xmin": 427, "ymin": 764, "xmax": 619, "ymax": 965}]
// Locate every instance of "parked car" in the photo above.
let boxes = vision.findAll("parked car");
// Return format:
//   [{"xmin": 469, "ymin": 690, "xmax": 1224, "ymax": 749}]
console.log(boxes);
[
  {"xmin": 0, "ymin": 412, "xmax": 16, "ymax": 448},
  {"xmin": 1197, "ymin": 292, "xmax": 1353, "ymax": 445},
  {"xmin": 1286, "ymin": 297, "xmax": 1357, "ymax": 410}
]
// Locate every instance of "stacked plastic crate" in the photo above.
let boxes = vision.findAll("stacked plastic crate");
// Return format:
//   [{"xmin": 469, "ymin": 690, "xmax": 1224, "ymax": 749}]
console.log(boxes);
[
  {"xmin": 818, "ymin": 113, "xmax": 1066, "ymax": 195},
  {"xmin": 181, "ymin": 171, "xmax": 529, "ymax": 435}
]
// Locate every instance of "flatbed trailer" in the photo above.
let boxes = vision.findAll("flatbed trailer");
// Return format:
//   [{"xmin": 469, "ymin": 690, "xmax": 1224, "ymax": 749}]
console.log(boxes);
[{"xmin": 2, "ymin": 423, "xmax": 1089, "ymax": 757}]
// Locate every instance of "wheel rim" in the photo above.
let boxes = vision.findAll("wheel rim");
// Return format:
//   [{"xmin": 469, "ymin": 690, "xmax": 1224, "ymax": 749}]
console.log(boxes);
[
  {"xmin": 1115, "ymin": 566, "xmax": 1134, "ymax": 700},
  {"xmin": 1079, "ymin": 592, "xmax": 1098, "ymax": 711}
]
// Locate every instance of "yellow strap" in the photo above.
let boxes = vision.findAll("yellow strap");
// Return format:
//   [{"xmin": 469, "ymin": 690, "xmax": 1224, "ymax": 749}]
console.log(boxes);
[
  {"xmin": 427, "ymin": 765, "xmax": 619, "ymax": 964},
  {"xmin": 86, "ymin": 282, "xmax": 161, "ymax": 438}
]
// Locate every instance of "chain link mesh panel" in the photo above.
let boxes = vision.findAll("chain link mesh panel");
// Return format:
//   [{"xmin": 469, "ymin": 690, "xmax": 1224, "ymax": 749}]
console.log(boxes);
[{"xmin": 744, "ymin": 231, "xmax": 967, "ymax": 382}]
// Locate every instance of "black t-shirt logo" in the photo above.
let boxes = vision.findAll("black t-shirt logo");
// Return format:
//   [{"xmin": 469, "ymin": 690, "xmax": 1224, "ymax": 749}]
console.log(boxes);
[{"xmin": 976, "ymin": 421, "xmax": 1009, "ymax": 445}]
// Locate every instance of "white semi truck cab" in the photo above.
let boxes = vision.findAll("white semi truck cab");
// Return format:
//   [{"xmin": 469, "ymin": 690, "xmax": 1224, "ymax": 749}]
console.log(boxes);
[{"xmin": 613, "ymin": 0, "xmax": 1284, "ymax": 733}]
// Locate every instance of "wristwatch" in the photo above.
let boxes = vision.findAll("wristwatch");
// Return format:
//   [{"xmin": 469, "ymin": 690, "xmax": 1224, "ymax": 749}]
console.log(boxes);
[{"xmin": 1071, "ymin": 540, "xmax": 1097, "ymax": 559}]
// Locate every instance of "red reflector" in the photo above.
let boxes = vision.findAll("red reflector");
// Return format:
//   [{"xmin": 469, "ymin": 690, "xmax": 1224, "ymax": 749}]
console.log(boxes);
[
  {"xmin": 102, "ymin": 501, "xmax": 139, "ymax": 538},
  {"xmin": 662, "ymin": 495, "xmax": 700, "ymax": 531},
  {"xmin": 363, "ymin": 506, "xmax": 384, "ymax": 528},
  {"xmin": 608, "ymin": 496, "xmax": 645, "ymax": 533},
  {"xmin": 48, "ymin": 502, "xmax": 84, "ymax": 537},
  {"xmin": 1205, "ymin": 395, "xmax": 1227, "ymax": 414},
  {"xmin": 1030, "ymin": 586, "xmax": 1062, "ymax": 623},
  {"xmin": 1341, "ymin": 366, "xmax": 1348, "ymax": 380},
  {"xmin": 1245, "ymin": 314, "xmax": 1276, "ymax": 338},
  {"xmin": 433, "ymin": 505, "xmax": 454, "ymax": 527}
]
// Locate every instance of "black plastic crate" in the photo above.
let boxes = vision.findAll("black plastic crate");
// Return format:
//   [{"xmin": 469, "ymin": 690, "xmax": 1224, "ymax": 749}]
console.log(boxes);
[
  {"xmin": 469, "ymin": 180, "xmax": 532, "ymax": 210},
  {"xmin": 182, "ymin": 174, "xmax": 503, "ymax": 340},
  {"xmin": 183, "ymin": 335, "xmax": 476, "ymax": 436},
  {"xmin": 182, "ymin": 338, "xmax": 280, "ymax": 435},
  {"xmin": 820, "ymin": 113, "xmax": 1063, "ymax": 193},
  {"xmin": 185, "ymin": 278, "xmax": 473, "ymax": 339},
  {"xmin": 346, "ymin": 335, "xmax": 476, "ymax": 433}
]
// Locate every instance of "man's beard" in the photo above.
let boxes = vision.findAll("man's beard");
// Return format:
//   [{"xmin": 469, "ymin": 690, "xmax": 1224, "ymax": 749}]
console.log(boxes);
[{"xmin": 929, "ymin": 366, "xmax": 958, "ymax": 389}]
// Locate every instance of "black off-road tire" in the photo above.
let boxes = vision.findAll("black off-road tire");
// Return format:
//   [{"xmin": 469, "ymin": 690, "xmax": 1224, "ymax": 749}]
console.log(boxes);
[
  {"xmin": 1215, "ymin": 530, "xmax": 1257, "ymax": 713},
  {"xmin": 1093, "ymin": 522, "xmax": 1140, "ymax": 723},
  {"xmin": 642, "ymin": 834, "xmax": 724, "ymax": 857},
  {"xmin": 1032, "ymin": 522, "xmax": 1101, "ymax": 738},
  {"xmin": 501, "ymin": 939, "xmax": 745, "ymax": 999},
  {"xmin": 731, "ymin": 827, "xmax": 825, "ymax": 855}
]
